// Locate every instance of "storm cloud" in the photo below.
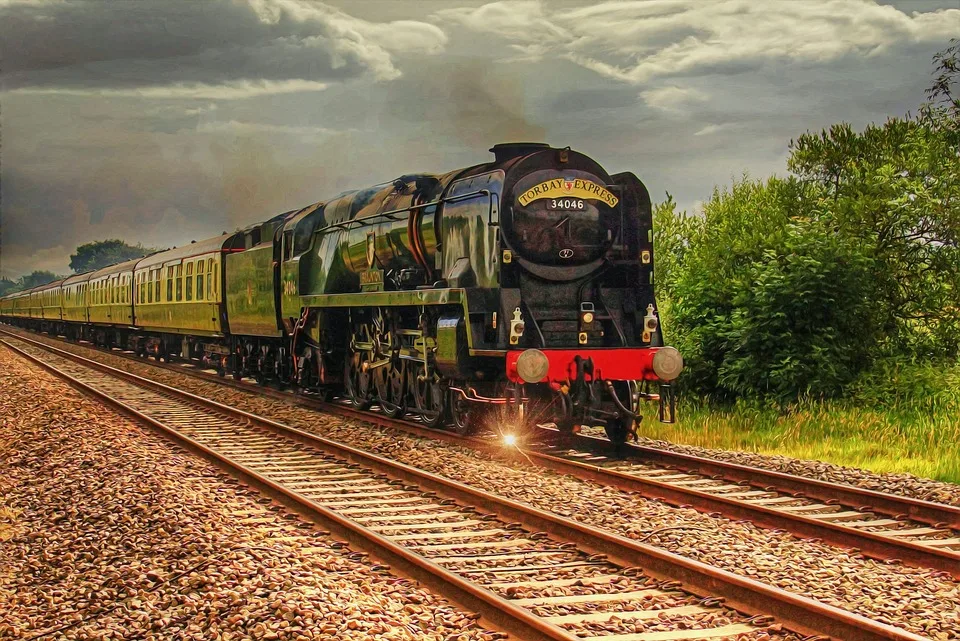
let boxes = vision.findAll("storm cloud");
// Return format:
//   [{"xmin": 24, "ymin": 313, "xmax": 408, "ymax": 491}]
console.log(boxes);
[{"xmin": 2, "ymin": 0, "xmax": 447, "ymax": 94}]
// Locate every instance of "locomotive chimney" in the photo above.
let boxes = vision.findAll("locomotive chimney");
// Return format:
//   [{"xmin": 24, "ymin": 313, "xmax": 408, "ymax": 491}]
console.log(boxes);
[{"xmin": 489, "ymin": 142, "xmax": 550, "ymax": 163}]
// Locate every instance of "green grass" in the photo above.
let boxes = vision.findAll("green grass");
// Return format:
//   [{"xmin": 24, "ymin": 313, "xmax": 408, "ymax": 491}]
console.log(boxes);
[{"xmin": 637, "ymin": 398, "xmax": 960, "ymax": 484}]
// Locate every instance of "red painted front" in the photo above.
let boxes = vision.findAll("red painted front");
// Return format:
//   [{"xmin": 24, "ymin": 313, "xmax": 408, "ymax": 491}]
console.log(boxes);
[{"xmin": 505, "ymin": 348, "xmax": 662, "ymax": 385}]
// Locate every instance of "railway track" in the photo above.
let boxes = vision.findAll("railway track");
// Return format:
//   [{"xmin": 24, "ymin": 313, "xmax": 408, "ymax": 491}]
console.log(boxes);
[
  {"xmin": 0, "ymin": 332, "xmax": 930, "ymax": 641},
  {"xmin": 3, "ymin": 325, "xmax": 959, "ymax": 581}
]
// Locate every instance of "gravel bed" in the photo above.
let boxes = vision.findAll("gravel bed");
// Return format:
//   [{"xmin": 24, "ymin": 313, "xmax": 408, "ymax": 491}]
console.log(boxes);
[
  {"xmin": 578, "ymin": 421, "xmax": 960, "ymax": 507},
  {"xmin": 0, "ymin": 345, "xmax": 500, "ymax": 641},
  {"xmin": 13, "ymin": 333, "xmax": 960, "ymax": 639}
]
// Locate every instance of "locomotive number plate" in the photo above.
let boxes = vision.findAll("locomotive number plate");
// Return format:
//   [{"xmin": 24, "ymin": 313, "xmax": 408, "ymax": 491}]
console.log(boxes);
[{"xmin": 546, "ymin": 198, "xmax": 586, "ymax": 210}]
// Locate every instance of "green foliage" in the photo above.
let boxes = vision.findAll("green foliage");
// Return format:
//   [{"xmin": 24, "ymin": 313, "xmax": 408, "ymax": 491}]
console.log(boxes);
[
  {"xmin": 0, "ymin": 279, "xmax": 17, "ymax": 296},
  {"xmin": 658, "ymin": 178, "xmax": 877, "ymax": 402},
  {"xmin": 718, "ymin": 220, "xmax": 877, "ymax": 401},
  {"xmin": 656, "ymin": 41, "xmax": 960, "ymax": 403},
  {"xmin": 848, "ymin": 355, "xmax": 960, "ymax": 414},
  {"xmin": 788, "ymin": 116, "xmax": 960, "ymax": 356},
  {"xmin": 69, "ymin": 239, "xmax": 154, "ymax": 274},
  {"xmin": 18, "ymin": 270, "xmax": 59, "ymax": 289}
]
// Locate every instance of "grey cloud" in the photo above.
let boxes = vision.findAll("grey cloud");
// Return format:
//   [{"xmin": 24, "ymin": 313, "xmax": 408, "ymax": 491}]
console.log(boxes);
[{"xmin": 1, "ymin": 0, "xmax": 447, "ymax": 94}]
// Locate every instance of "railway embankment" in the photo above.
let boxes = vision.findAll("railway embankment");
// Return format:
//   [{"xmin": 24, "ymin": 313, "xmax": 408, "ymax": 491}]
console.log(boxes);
[{"xmin": 10, "ymin": 329, "xmax": 959, "ymax": 639}]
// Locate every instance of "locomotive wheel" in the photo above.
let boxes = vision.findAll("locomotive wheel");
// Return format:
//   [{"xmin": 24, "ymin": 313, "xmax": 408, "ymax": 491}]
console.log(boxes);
[
  {"xmin": 450, "ymin": 388, "xmax": 481, "ymax": 436},
  {"xmin": 344, "ymin": 351, "xmax": 372, "ymax": 410},
  {"xmin": 413, "ymin": 373, "xmax": 445, "ymax": 428},
  {"xmin": 375, "ymin": 360, "xmax": 406, "ymax": 418}
]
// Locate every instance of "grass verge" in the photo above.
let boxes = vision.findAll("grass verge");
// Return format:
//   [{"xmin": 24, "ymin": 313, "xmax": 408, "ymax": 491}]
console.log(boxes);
[{"xmin": 638, "ymin": 399, "xmax": 960, "ymax": 484}]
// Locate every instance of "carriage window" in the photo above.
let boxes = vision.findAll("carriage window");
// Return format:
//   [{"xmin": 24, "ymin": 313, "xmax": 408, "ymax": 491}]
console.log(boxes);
[
  {"xmin": 207, "ymin": 258, "xmax": 214, "ymax": 300},
  {"xmin": 155, "ymin": 270, "xmax": 160, "ymax": 303},
  {"xmin": 166, "ymin": 267, "xmax": 174, "ymax": 302},
  {"xmin": 176, "ymin": 265, "xmax": 183, "ymax": 302},
  {"xmin": 185, "ymin": 262, "xmax": 193, "ymax": 302},
  {"xmin": 196, "ymin": 260, "xmax": 205, "ymax": 300},
  {"xmin": 213, "ymin": 263, "xmax": 219, "ymax": 300}
]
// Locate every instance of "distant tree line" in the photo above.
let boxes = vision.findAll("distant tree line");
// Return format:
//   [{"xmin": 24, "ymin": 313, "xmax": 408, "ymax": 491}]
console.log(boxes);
[
  {"xmin": 656, "ymin": 40, "xmax": 960, "ymax": 403},
  {"xmin": 0, "ymin": 239, "xmax": 155, "ymax": 295}
]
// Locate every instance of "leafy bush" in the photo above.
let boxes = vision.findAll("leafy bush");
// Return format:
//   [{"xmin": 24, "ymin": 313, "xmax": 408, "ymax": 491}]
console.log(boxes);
[
  {"xmin": 717, "ymin": 220, "xmax": 878, "ymax": 401},
  {"xmin": 847, "ymin": 356, "xmax": 960, "ymax": 413},
  {"xmin": 657, "ymin": 178, "xmax": 879, "ymax": 402},
  {"xmin": 654, "ymin": 42, "xmax": 960, "ymax": 403}
]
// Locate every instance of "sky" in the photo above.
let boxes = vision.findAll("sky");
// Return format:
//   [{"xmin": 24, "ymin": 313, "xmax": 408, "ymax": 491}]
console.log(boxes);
[{"xmin": 1, "ymin": 0, "xmax": 958, "ymax": 279}]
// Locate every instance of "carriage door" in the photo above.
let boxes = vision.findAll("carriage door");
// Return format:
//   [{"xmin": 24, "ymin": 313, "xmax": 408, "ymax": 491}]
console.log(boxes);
[{"xmin": 278, "ymin": 226, "xmax": 298, "ymax": 333}]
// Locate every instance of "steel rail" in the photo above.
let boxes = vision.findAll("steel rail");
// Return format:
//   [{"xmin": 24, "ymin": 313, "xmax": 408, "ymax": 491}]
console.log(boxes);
[
  {"xmin": 3, "ymin": 325, "xmax": 959, "ymax": 578},
  {"xmin": 0, "ymin": 337, "xmax": 574, "ymax": 641},
  {"xmin": 0, "ymin": 332, "xmax": 932, "ymax": 641}
]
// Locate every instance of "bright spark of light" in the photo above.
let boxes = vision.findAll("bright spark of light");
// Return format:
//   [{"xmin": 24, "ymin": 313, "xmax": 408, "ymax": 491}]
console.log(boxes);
[{"xmin": 503, "ymin": 433, "xmax": 518, "ymax": 446}]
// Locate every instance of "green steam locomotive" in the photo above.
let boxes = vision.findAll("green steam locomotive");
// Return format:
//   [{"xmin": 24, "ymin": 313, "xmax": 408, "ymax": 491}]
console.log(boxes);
[{"xmin": 0, "ymin": 143, "xmax": 682, "ymax": 445}]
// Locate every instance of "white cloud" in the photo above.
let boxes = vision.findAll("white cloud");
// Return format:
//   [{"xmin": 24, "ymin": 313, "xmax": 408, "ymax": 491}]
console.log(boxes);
[
  {"xmin": 434, "ymin": 1, "xmax": 569, "ymax": 42},
  {"xmin": 11, "ymin": 79, "xmax": 331, "ymax": 100},
  {"xmin": 197, "ymin": 120, "xmax": 341, "ymax": 137},
  {"xmin": 640, "ymin": 85, "xmax": 708, "ymax": 112},
  {"xmin": 437, "ymin": 0, "xmax": 960, "ymax": 84},
  {"xmin": 694, "ymin": 123, "xmax": 734, "ymax": 136}
]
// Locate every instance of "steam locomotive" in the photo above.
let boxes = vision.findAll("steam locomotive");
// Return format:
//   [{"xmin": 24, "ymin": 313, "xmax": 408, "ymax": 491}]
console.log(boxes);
[{"xmin": 0, "ymin": 143, "xmax": 682, "ymax": 445}]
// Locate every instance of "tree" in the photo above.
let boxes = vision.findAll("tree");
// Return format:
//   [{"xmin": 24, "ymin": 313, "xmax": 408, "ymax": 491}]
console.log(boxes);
[
  {"xmin": 0, "ymin": 279, "xmax": 18, "ymax": 296},
  {"xmin": 654, "ymin": 40, "xmax": 960, "ymax": 403},
  {"xmin": 788, "ymin": 118, "xmax": 960, "ymax": 356},
  {"xmin": 18, "ymin": 270, "xmax": 59, "ymax": 289},
  {"xmin": 926, "ymin": 38, "xmax": 958, "ymax": 117},
  {"xmin": 658, "ymin": 176, "xmax": 878, "ymax": 401},
  {"xmin": 69, "ymin": 239, "xmax": 154, "ymax": 274}
]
